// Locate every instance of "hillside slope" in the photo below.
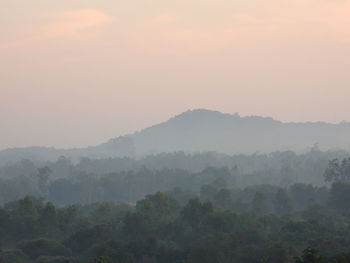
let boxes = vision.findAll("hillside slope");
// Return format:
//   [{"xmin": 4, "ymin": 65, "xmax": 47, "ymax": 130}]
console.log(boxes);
[
  {"xmin": 1, "ymin": 109, "xmax": 349, "ymax": 165},
  {"xmin": 130, "ymin": 109, "xmax": 350, "ymax": 155}
]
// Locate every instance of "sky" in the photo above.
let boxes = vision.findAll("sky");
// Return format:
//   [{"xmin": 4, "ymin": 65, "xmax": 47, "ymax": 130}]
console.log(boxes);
[{"xmin": 1, "ymin": 0, "xmax": 350, "ymax": 149}]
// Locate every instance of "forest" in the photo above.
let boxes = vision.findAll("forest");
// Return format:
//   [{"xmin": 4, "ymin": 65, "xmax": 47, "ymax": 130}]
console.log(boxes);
[
  {"xmin": 0, "ymin": 150, "xmax": 350, "ymax": 262},
  {"xmin": 3, "ymin": 0, "xmax": 350, "ymax": 260}
]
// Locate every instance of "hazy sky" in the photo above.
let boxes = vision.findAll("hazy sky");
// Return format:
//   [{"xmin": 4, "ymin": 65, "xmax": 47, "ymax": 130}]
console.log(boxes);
[{"xmin": 1, "ymin": 0, "xmax": 350, "ymax": 149}]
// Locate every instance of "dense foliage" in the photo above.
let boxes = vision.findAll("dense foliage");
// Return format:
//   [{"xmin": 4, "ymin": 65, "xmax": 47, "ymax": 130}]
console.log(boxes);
[
  {"xmin": 0, "ymin": 179, "xmax": 350, "ymax": 262},
  {"xmin": 1, "ymin": 153, "xmax": 350, "ymax": 262}
]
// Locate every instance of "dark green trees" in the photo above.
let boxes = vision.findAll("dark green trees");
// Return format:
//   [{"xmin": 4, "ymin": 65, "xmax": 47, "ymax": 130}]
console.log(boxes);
[
  {"xmin": 273, "ymin": 189, "xmax": 293, "ymax": 215},
  {"xmin": 251, "ymin": 192, "xmax": 267, "ymax": 215},
  {"xmin": 181, "ymin": 198, "xmax": 213, "ymax": 227},
  {"xmin": 328, "ymin": 182, "xmax": 350, "ymax": 213},
  {"xmin": 324, "ymin": 158, "xmax": 350, "ymax": 183}
]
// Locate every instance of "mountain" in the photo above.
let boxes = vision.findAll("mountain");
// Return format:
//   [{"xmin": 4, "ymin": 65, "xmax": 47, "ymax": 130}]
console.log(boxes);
[
  {"xmin": 130, "ymin": 109, "xmax": 350, "ymax": 155},
  {"xmin": 1, "ymin": 109, "xmax": 350, "ymax": 165}
]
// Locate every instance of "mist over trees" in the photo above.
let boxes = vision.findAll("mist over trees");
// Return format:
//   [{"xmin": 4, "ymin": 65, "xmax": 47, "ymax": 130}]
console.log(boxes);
[
  {"xmin": 0, "ymin": 149, "xmax": 348, "ymax": 205},
  {"xmin": 1, "ymin": 169, "xmax": 350, "ymax": 262},
  {"xmin": 1, "ymin": 110, "xmax": 350, "ymax": 262}
]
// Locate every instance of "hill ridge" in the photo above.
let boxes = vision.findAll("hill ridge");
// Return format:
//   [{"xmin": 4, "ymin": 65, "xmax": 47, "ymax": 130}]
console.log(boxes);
[{"xmin": 1, "ymin": 109, "xmax": 350, "ymax": 165}]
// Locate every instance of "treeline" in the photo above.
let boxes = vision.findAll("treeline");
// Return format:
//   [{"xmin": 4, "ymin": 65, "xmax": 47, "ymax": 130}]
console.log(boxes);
[
  {"xmin": 1, "ymin": 149, "xmax": 348, "ymax": 180},
  {"xmin": 2, "ymin": 183, "xmax": 350, "ymax": 263},
  {"xmin": 0, "ymin": 150, "xmax": 348, "ymax": 205},
  {"xmin": 0, "ymin": 165, "xmax": 330, "ymax": 206}
]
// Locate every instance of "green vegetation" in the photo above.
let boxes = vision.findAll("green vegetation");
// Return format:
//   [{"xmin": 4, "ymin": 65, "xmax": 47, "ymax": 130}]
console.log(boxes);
[
  {"xmin": 1, "ymin": 153, "xmax": 350, "ymax": 262},
  {"xmin": 0, "ymin": 182, "xmax": 350, "ymax": 261}
]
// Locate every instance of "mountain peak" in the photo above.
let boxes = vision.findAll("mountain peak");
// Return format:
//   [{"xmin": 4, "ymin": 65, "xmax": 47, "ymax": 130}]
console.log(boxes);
[{"xmin": 170, "ymin": 109, "xmax": 240, "ymax": 122}]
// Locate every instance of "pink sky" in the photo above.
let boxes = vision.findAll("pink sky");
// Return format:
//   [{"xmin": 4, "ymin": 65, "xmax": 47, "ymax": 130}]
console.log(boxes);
[{"xmin": 1, "ymin": 0, "xmax": 350, "ymax": 149}]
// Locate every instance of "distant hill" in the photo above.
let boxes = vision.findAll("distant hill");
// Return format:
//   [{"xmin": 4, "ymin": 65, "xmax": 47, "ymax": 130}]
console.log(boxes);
[
  {"xmin": 1, "ymin": 109, "xmax": 350, "ymax": 165},
  {"xmin": 130, "ymin": 109, "xmax": 350, "ymax": 155}
]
